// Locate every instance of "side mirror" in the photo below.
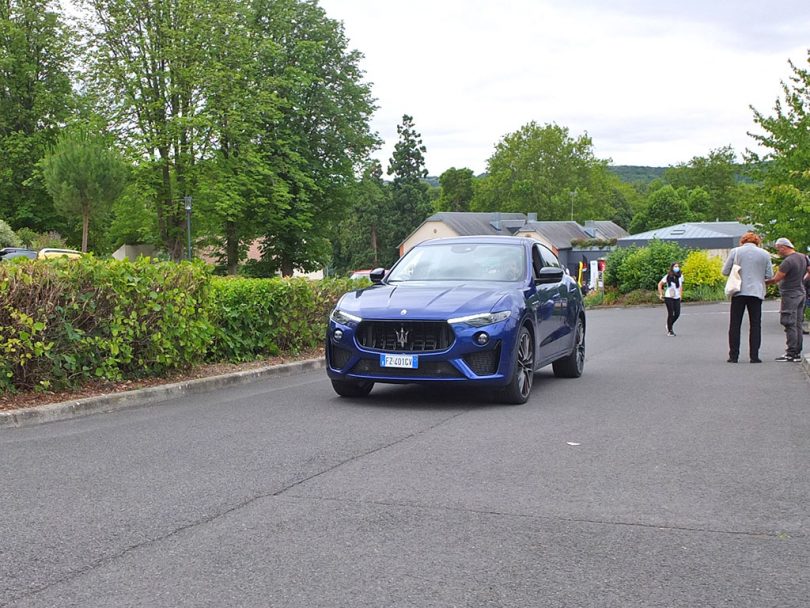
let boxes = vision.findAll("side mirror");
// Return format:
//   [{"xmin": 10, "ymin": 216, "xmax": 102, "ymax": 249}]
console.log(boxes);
[
  {"xmin": 369, "ymin": 267, "xmax": 386, "ymax": 284},
  {"xmin": 535, "ymin": 266, "xmax": 564, "ymax": 284}
]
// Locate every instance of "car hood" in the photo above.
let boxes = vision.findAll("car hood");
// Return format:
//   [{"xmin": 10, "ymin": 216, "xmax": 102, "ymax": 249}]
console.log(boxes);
[{"xmin": 336, "ymin": 282, "xmax": 516, "ymax": 320}]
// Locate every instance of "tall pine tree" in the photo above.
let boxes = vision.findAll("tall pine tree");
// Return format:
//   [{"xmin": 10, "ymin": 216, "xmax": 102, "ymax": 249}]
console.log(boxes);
[{"xmin": 387, "ymin": 114, "xmax": 431, "ymax": 253}]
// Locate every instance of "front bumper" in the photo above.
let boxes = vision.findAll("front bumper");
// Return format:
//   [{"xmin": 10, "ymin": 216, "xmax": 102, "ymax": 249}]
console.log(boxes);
[{"xmin": 325, "ymin": 316, "xmax": 519, "ymax": 386}]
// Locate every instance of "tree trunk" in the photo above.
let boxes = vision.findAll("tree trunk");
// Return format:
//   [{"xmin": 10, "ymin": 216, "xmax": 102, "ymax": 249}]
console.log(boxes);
[
  {"xmin": 81, "ymin": 206, "xmax": 89, "ymax": 253},
  {"xmin": 225, "ymin": 220, "xmax": 239, "ymax": 275},
  {"xmin": 280, "ymin": 258, "xmax": 294, "ymax": 277},
  {"xmin": 370, "ymin": 224, "xmax": 378, "ymax": 266}
]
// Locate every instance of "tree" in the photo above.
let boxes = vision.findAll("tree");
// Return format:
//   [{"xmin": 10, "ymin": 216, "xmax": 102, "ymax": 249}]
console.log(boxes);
[
  {"xmin": 41, "ymin": 128, "xmax": 128, "ymax": 252},
  {"xmin": 85, "ymin": 0, "xmax": 216, "ymax": 259},
  {"xmin": 602, "ymin": 178, "xmax": 642, "ymax": 230},
  {"xmin": 471, "ymin": 122, "xmax": 611, "ymax": 221},
  {"xmin": 332, "ymin": 160, "xmax": 396, "ymax": 273},
  {"xmin": 663, "ymin": 146, "xmax": 743, "ymax": 221},
  {"xmin": 747, "ymin": 50, "xmax": 810, "ymax": 246},
  {"xmin": 628, "ymin": 184, "xmax": 693, "ymax": 234},
  {"xmin": 248, "ymin": 0, "xmax": 379, "ymax": 276},
  {"xmin": 387, "ymin": 114, "xmax": 431, "ymax": 249},
  {"xmin": 190, "ymin": 0, "xmax": 274, "ymax": 274},
  {"xmin": 0, "ymin": 0, "xmax": 75, "ymax": 233},
  {"xmin": 435, "ymin": 167, "xmax": 474, "ymax": 212}
]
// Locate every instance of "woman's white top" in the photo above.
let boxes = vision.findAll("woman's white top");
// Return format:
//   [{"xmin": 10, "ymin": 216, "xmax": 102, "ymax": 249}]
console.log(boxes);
[{"xmin": 661, "ymin": 275, "xmax": 683, "ymax": 299}]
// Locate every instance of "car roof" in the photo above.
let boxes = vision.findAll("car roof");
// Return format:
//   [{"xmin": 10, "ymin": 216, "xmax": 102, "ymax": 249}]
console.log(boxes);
[
  {"xmin": 0, "ymin": 248, "xmax": 37, "ymax": 258},
  {"xmin": 415, "ymin": 235, "xmax": 535, "ymax": 247}
]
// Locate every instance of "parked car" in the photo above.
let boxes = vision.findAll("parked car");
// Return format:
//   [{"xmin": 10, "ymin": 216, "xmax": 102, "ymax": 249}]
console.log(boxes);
[
  {"xmin": 348, "ymin": 269, "xmax": 373, "ymax": 280},
  {"xmin": 37, "ymin": 248, "xmax": 82, "ymax": 260},
  {"xmin": 0, "ymin": 247, "xmax": 37, "ymax": 261},
  {"xmin": 326, "ymin": 236, "xmax": 586, "ymax": 404}
]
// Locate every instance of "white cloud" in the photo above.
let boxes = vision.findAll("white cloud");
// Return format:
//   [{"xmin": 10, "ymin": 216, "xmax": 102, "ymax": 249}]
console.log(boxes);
[{"xmin": 319, "ymin": 0, "xmax": 810, "ymax": 175}]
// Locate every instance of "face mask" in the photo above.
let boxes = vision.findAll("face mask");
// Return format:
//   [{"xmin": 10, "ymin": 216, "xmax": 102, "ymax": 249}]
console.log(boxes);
[{"xmin": 673, "ymin": 266, "xmax": 680, "ymax": 273}]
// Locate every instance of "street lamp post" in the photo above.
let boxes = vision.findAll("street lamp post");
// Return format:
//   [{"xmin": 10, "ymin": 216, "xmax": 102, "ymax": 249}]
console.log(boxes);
[
  {"xmin": 183, "ymin": 195, "xmax": 193, "ymax": 260},
  {"xmin": 570, "ymin": 190, "xmax": 576, "ymax": 222}
]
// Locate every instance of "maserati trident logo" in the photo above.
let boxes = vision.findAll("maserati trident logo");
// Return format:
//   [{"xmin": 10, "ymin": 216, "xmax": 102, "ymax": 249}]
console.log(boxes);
[{"xmin": 395, "ymin": 326, "xmax": 410, "ymax": 348}]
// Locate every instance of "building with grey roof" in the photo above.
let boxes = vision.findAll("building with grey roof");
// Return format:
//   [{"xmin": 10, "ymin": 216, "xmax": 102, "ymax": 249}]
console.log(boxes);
[
  {"xmin": 400, "ymin": 212, "xmax": 628, "ymax": 277},
  {"xmin": 618, "ymin": 221, "xmax": 754, "ymax": 250}
]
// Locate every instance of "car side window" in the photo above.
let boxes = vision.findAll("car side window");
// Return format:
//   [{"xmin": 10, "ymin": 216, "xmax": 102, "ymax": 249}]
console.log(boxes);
[
  {"xmin": 538, "ymin": 244, "xmax": 561, "ymax": 268},
  {"xmin": 531, "ymin": 245, "xmax": 544, "ymax": 279}
]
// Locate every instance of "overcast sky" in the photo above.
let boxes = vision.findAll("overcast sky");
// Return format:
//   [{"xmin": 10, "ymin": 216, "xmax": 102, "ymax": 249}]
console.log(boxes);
[{"xmin": 318, "ymin": 0, "xmax": 810, "ymax": 176}]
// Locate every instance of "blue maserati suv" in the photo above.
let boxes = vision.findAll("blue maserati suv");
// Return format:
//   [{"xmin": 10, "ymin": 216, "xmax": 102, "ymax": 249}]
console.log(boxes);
[{"xmin": 326, "ymin": 236, "xmax": 586, "ymax": 404}]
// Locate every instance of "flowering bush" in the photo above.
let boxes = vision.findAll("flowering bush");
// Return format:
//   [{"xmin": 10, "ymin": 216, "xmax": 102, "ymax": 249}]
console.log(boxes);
[{"xmin": 681, "ymin": 250, "xmax": 724, "ymax": 299}]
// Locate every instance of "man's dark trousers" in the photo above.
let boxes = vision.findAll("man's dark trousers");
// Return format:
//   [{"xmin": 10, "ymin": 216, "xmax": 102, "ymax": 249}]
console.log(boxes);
[
  {"xmin": 729, "ymin": 295, "xmax": 762, "ymax": 360},
  {"xmin": 781, "ymin": 293, "xmax": 805, "ymax": 357}
]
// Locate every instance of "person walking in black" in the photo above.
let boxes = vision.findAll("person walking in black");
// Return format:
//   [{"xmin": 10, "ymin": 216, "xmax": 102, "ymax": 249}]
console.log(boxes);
[
  {"xmin": 657, "ymin": 262, "xmax": 683, "ymax": 336},
  {"xmin": 721, "ymin": 231, "xmax": 773, "ymax": 363}
]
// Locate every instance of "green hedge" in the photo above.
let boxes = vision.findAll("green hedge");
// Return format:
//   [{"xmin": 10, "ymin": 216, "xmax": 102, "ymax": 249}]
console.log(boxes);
[
  {"xmin": 0, "ymin": 257, "xmax": 213, "ymax": 392},
  {"xmin": 0, "ymin": 258, "xmax": 356, "ymax": 393},
  {"xmin": 207, "ymin": 276, "xmax": 356, "ymax": 362}
]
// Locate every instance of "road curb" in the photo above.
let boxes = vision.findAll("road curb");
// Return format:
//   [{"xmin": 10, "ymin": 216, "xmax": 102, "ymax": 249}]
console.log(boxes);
[{"xmin": 0, "ymin": 358, "xmax": 326, "ymax": 429}]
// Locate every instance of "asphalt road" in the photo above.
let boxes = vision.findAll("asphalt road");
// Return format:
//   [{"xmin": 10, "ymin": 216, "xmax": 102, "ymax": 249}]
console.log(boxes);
[{"xmin": 1, "ymin": 302, "xmax": 808, "ymax": 608}]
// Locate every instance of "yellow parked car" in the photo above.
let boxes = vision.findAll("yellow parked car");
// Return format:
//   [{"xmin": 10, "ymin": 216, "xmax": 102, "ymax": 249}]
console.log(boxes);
[{"xmin": 37, "ymin": 248, "xmax": 83, "ymax": 260}]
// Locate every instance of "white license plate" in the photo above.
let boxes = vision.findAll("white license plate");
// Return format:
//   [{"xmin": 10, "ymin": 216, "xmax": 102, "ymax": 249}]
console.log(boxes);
[{"xmin": 380, "ymin": 354, "xmax": 418, "ymax": 369}]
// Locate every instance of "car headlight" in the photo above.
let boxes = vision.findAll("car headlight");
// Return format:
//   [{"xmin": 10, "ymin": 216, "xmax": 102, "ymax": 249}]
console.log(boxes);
[
  {"xmin": 447, "ymin": 310, "xmax": 511, "ymax": 327},
  {"xmin": 330, "ymin": 308, "xmax": 362, "ymax": 325}
]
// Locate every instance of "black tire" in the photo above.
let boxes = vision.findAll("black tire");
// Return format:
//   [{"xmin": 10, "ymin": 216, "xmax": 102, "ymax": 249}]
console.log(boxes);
[
  {"xmin": 500, "ymin": 326, "xmax": 535, "ymax": 404},
  {"xmin": 331, "ymin": 379, "xmax": 374, "ymax": 398},
  {"xmin": 552, "ymin": 317, "xmax": 585, "ymax": 378}
]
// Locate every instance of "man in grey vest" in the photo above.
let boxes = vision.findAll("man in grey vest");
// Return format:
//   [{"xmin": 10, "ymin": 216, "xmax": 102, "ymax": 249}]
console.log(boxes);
[
  {"xmin": 765, "ymin": 237, "xmax": 809, "ymax": 361},
  {"xmin": 722, "ymin": 231, "xmax": 773, "ymax": 363}
]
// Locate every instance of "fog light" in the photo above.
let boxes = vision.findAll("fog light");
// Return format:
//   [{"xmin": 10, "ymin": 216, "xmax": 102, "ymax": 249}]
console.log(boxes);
[
  {"xmin": 475, "ymin": 332, "xmax": 489, "ymax": 345},
  {"xmin": 333, "ymin": 329, "xmax": 344, "ymax": 341}
]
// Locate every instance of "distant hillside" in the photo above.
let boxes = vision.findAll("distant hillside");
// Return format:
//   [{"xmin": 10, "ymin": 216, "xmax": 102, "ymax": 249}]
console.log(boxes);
[
  {"xmin": 425, "ymin": 167, "xmax": 666, "ymax": 188},
  {"xmin": 608, "ymin": 165, "xmax": 667, "ymax": 185},
  {"xmin": 424, "ymin": 164, "xmax": 755, "ymax": 189}
]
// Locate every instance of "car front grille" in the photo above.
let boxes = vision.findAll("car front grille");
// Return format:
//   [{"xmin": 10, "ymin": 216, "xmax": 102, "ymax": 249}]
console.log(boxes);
[
  {"xmin": 350, "ymin": 358, "xmax": 463, "ymax": 378},
  {"xmin": 463, "ymin": 343, "xmax": 502, "ymax": 376},
  {"xmin": 356, "ymin": 321, "xmax": 454, "ymax": 353}
]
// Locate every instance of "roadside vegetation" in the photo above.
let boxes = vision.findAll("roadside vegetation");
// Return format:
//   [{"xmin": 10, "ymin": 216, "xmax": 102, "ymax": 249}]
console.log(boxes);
[
  {"xmin": 0, "ymin": 257, "xmax": 356, "ymax": 393},
  {"xmin": 584, "ymin": 239, "xmax": 780, "ymax": 308}
]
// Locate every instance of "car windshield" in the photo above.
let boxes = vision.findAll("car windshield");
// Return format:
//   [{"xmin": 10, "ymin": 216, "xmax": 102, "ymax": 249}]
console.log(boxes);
[{"xmin": 387, "ymin": 242, "xmax": 525, "ymax": 283}]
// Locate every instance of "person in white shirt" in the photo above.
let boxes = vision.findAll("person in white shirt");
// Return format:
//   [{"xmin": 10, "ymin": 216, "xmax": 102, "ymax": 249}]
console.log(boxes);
[{"xmin": 657, "ymin": 262, "xmax": 684, "ymax": 336}]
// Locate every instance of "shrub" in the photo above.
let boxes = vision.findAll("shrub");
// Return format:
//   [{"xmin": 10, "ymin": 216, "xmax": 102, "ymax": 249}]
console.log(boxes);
[
  {"xmin": 583, "ymin": 288, "xmax": 621, "ymax": 307},
  {"xmin": 682, "ymin": 284, "xmax": 725, "ymax": 303},
  {"xmin": 609, "ymin": 240, "xmax": 690, "ymax": 293},
  {"xmin": 207, "ymin": 276, "xmax": 356, "ymax": 362},
  {"xmin": 622, "ymin": 289, "xmax": 661, "ymax": 306},
  {"xmin": 582, "ymin": 290, "xmax": 604, "ymax": 308},
  {"xmin": 30, "ymin": 231, "xmax": 68, "ymax": 250},
  {"xmin": 603, "ymin": 246, "xmax": 637, "ymax": 289},
  {"xmin": 681, "ymin": 250, "xmax": 724, "ymax": 299},
  {"xmin": 0, "ymin": 219, "xmax": 21, "ymax": 248},
  {"xmin": 14, "ymin": 227, "xmax": 38, "ymax": 248},
  {"xmin": 0, "ymin": 257, "xmax": 213, "ymax": 392}
]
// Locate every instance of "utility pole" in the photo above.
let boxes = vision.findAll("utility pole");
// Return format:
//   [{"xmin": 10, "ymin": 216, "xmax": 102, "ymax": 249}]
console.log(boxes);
[{"xmin": 570, "ymin": 190, "xmax": 576, "ymax": 222}]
